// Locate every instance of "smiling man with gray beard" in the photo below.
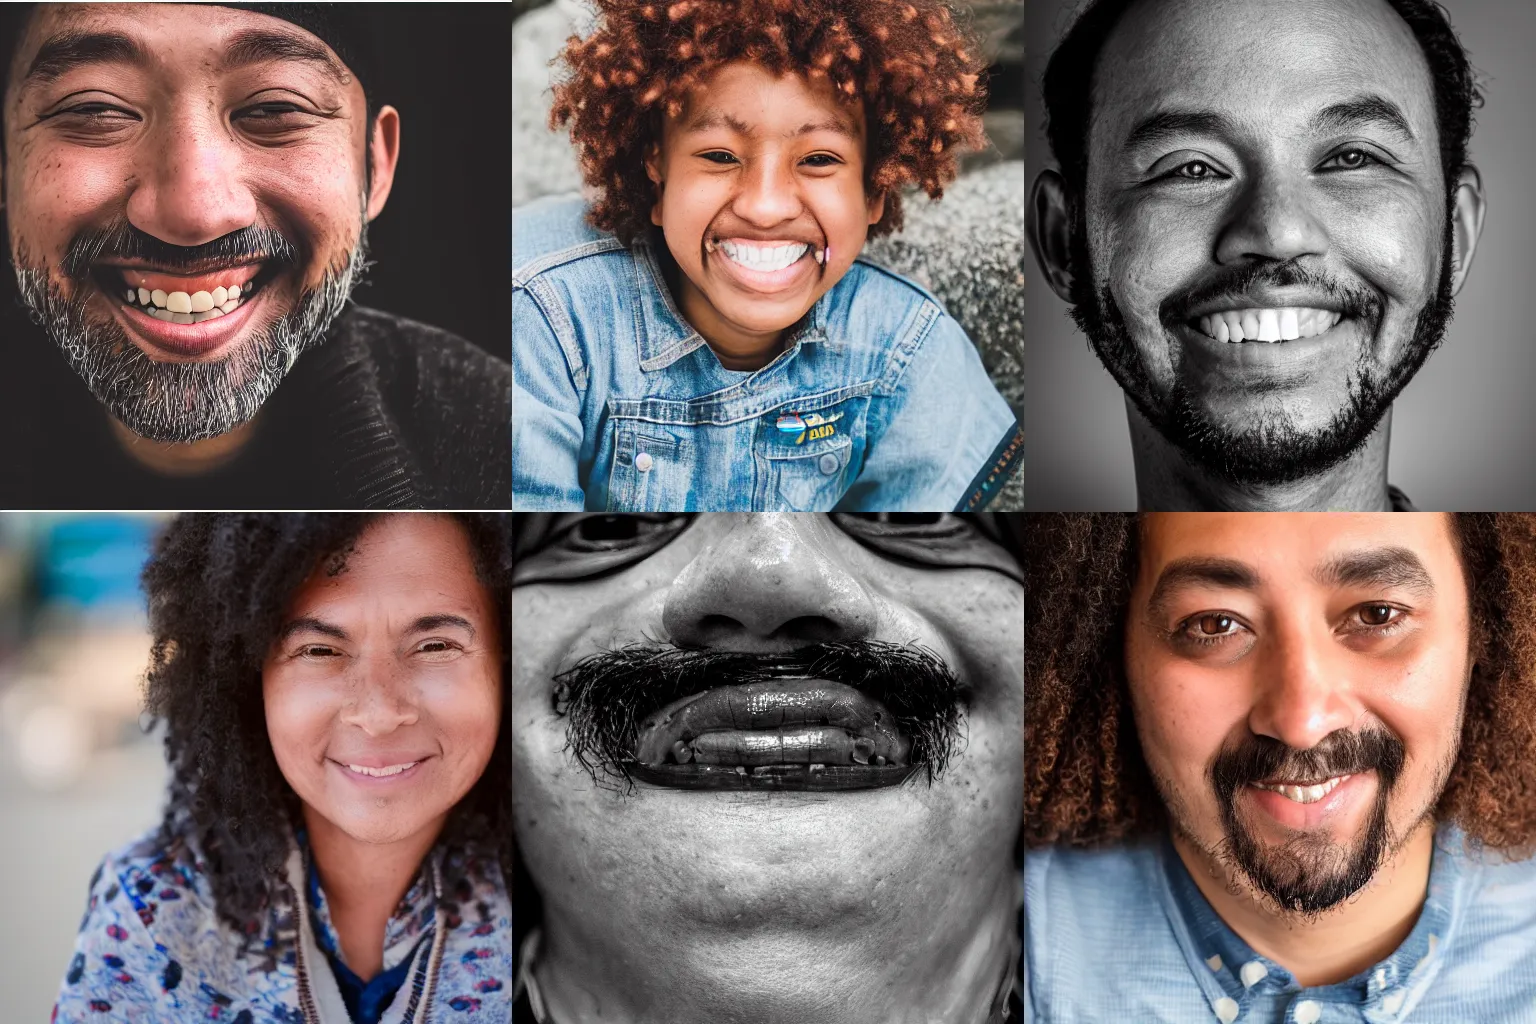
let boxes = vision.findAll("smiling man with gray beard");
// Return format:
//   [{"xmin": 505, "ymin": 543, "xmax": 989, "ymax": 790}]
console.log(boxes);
[{"xmin": 0, "ymin": 4, "xmax": 509, "ymax": 507}]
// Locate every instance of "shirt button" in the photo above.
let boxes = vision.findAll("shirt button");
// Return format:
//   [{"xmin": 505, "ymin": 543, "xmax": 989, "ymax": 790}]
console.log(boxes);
[
  {"xmin": 1293, "ymin": 1000, "xmax": 1321, "ymax": 1024},
  {"xmin": 635, "ymin": 452, "xmax": 654, "ymax": 472},
  {"xmin": 818, "ymin": 453, "xmax": 840, "ymax": 475},
  {"xmin": 1213, "ymin": 997, "xmax": 1239, "ymax": 1023}
]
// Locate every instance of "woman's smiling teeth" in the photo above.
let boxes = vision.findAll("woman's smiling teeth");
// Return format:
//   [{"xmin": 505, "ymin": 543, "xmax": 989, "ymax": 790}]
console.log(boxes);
[
  {"xmin": 345, "ymin": 761, "xmax": 419, "ymax": 777},
  {"xmin": 1253, "ymin": 774, "xmax": 1350, "ymax": 804},
  {"xmin": 714, "ymin": 238, "xmax": 811, "ymax": 272},
  {"xmin": 119, "ymin": 282, "xmax": 247, "ymax": 324},
  {"xmin": 1197, "ymin": 307, "xmax": 1344, "ymax": 343}
]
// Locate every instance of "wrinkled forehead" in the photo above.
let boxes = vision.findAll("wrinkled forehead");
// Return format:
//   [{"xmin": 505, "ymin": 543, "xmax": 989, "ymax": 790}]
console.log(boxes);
[
  {"xmin": 1088, "ymin": 0, "xmax": 1439, "ymax": 169},
  {"xmin": 6, "ymin": 2, "xmax": 358, "ymax": 105}
]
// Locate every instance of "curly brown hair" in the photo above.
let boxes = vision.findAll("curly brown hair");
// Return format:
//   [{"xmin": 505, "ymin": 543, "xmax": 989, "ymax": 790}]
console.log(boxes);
[
  {"xmin": 549, "ymin": 0, "xmax": 988, "ymax": 245},
  {"xmin": 1025, "ymin": 513, "xmax": 1536, "ymax": 856}
]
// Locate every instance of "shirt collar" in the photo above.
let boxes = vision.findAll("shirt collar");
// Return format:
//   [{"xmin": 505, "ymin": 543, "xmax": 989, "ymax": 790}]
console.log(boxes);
[
  {"xmin": 630, "ymin": 230, "xmax": 830, "ymax": 372},
  {"xmin": 1156, "ymin": 825, "xmax": 1470, "ymax": 1022}
]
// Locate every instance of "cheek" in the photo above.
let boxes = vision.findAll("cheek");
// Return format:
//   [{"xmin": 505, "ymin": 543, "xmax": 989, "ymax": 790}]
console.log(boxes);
[
  {"xmin": 7, "ymin": 140, "xmax": 129, "ymax": 258},
  {"xmin": 1127, "ymin": 642, "xmax": 1245, "ymax": 788},
  {"xmin": 424, "ymin": 667, "xmax": 503, "ymax": 766},
  {"xmin": 1091, "ymin": 189, "xmax": 1215, "ymax": 333},
  {"xmin": 1325, "ymin": 188, "xmax": 1443, "ymax": 305},
  {"xmin": 1367, "ymin": 636, "xmax": 1469, "ymax": 776},
  {"xmin": 262, "ymin": 670, "xmax": 333, "ymax": 771}
]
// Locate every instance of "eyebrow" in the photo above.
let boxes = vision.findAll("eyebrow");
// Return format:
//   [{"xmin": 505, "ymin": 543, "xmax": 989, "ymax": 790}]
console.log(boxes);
[
  {"xmin": 1145, "ymin": 556, "xmax": 1262, "ymax": 620},
  {"xmin": 24, "ymin": 30, "xmax": 148, "ymax": 84},
  {"xmin": 1123, "ymin": 110, "xmax": 1234, "ymax": 153},
  {"xmin": 217, "ymin": 28, "xmax": 349, "ymax": 86},
  {"xmin": 408, "ymin": 614, "xmax": 477, "ymax": 639},
  {"xmin": 278, "ymin": 616, "xmax": 350, "ymax": 643},
  {"xmin": 682, "ymin": 109, "xmax": 857, "ymax": 140},
  {"xmin": 1314, "ymin": 547, "xmax": 1435, "ymax": 596},
  {"xmin": 1308, "ymin": 95, "xmax": 1416, "ymax": 142}
]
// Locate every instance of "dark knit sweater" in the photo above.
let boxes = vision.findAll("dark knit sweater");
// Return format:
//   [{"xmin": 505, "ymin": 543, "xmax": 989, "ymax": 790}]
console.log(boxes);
[{"xmin": 0, "ymin": 305, "xmax": 510, "ymax": 509}]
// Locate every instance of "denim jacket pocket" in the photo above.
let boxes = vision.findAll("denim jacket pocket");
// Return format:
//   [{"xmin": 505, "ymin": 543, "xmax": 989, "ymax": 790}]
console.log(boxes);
[{"xmin": 607, "ymin": 426, "xmax": 692, "ymax": 511}]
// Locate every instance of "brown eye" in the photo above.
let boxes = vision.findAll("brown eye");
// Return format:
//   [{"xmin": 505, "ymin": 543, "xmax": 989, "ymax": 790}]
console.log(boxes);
[
  {"xmin": 1197, "ymin": 614, "xmax": 1234, "ymax": 635},
  {"xmin": 1359, "ymin": 604, "xmax": 1396, "ymax": 626}
]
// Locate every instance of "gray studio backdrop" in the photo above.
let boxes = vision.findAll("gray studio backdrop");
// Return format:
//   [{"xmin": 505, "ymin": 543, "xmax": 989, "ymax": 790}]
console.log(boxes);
[
  {"xmin": 513, "ymin": 0, "xmax": 1026, "ymax": 510},
  {"xmin": 1025, "ymin": 0, "xmax": 1536, "ymax": 510}
]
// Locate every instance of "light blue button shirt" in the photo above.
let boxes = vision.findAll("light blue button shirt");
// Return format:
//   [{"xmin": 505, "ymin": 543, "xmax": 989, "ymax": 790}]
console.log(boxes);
[
  {"xmin": 1025, "ymin": 826, "xmax": 1536, "ymax": 1023},
  {"xmin": 512, "ymin": 195, "xmax": 1019, "ymax": 512}
]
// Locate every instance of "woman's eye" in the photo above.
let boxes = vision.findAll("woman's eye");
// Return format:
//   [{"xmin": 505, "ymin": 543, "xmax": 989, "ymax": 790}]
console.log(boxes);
[
  {"xmin": 300, "ymin": 645, "xmax": 340, "ymax": 658},
  {"xmin": 700, "ymin": 151, "xmax": 737, "ymax": 165},
  {"xmin": 802, "ymin": 153, "xmax": 841, "ymax": 168},
  {"xmin": 1322, "ymin": 149, "xmax": 1379, "ymax": 171},
  {"xmin": 418, "ymin": 640, "xmax": 458, "ymax": 654},
  {"xmin": 1195, "ymin": 614, "xmax": 1237, "ymax": 636}
]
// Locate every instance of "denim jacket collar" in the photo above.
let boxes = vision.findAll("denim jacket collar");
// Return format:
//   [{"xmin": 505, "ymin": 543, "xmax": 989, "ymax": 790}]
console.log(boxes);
[
  {"xmin": 1157, "ymin": 826, "xmax": 1469, "ymax": 1022},
  {"xmin": 630, "ymin": 231, "xmax": 829, "ymax": 373}
]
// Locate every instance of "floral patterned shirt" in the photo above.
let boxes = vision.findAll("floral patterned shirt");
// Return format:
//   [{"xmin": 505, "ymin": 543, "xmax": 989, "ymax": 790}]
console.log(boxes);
[{"xmin": 52, "ymin": 828, "xmax": 511, "ymax": 1023}]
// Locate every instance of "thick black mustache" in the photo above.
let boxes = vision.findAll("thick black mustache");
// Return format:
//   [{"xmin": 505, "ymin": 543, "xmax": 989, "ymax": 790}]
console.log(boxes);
[
  {"xmin": 61, "ymin": 220, "xmax": 300, "ymax": 282},
  {"xmin": 1160, "ymin": 259, "xmax": 1383, "ymax": 328},
  {"xmin": 552, "ymin": 640, "xmax": 965, "ymax": 788},
  {"xmin": 1211, "ymin": 727, "xmax": 1406, "ymax": 797}
]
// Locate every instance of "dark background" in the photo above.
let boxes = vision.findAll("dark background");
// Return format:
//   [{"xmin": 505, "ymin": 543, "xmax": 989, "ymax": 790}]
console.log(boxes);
[
  {"xmin": 352, "ymin": 3, "xmax": 510, "ymax": 359},
  {"xmin": 1025, "ymin": 0, "xmax": 1536, "ymax": 510}
]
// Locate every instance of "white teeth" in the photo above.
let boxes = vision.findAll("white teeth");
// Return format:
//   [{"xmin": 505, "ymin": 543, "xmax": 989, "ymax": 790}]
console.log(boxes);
[
  {"xmin": 165, "ymin": 291, "xmax": 192, "ymax": 314},
  {"xmin": 170, "ymin": 312, "xmax": 193, "ymax": 325},
  {"xmin": 137, "ymin": 287, "xmax": 151, "ymax": 305},
  {"xmin": 151, "ymin": 289, "xmax": 167, "ymax": 308},
  {"xmin": 1255, "ymin": 774, "xmax": 1349, "ymax": 804},
  {"xmin": 346, "ymin": 761, "xmax": 419, "ymax": 778},
  {"xmin": 125, "ymin": 280, "xmax": 247, "ymax": 320},
  {"xmin": 1197, "ymin": 307, "xmax": 1344, "ymax": 343},
  {"xmin": 212, "ymin": 286, "xmax": 228, "ymax": 306},
  {"xmin": 717, "ymin": 239, "xmax": 810, "ymax": 272},
  {"xmin": 227, "ymin": 283, "xmax": 241, "ymax": 299},
  {"xmin": 189, "ymin": 290, "xmax": 214, "ymax": 313}
]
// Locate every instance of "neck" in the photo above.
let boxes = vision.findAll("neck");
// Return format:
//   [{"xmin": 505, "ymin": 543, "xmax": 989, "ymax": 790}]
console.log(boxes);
[
  {"xmin": 665, "ymin": 254, "xmax": 786, "ymax": 371},
  {"xmin": 109, "ymin": 414, "xmax": 257, "ymax": 475},
  {"xmin": 1127, "ymin": 399, "xmax": 1395, "ymax": 510},
  {"xmin": 1171, "ymin": 819, "xmax": 1436, "ymax": 987},
  {"xmin": 534, "ymin": 864, "xmax": 1017, "ymax": 1024},
  {"xmin": 302, "ymin": 805, "xmax": 446, "ymax": 981}
]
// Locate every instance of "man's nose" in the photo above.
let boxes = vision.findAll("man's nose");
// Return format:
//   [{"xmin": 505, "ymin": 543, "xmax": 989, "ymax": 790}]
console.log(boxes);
[
  {"xmin": 731, "ymin": 156, "xmax": 804, "ymax": 228},
  {"xmin": 338, "ymin": 655, "xmax": 421, "ymax": 736},
  {"xmin": 1246, "ymin": 616, "xmax": 1359, "ymax": 752},
  {"xmin": 124, "ymin": 111, "xmax": 259, "ymax": 247},
  {"xmin": 1214, "ymin": 167, "xmax": 1329, "ymax": 266},
  {"xmin": 662, "ymin": 514, "xmax": 877, "ymax": 652}
]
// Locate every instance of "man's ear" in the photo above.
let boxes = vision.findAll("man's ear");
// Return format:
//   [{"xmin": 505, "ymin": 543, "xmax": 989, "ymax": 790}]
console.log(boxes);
[
  {"xmin": 364, "ymin": 105, "xmax": 401, "ymax": 222},
  {"xmin": 645, "ymin": 144, "xmax": 665, "ymax": 226},
  {"xmin": 1029, "ymin": 168, "xmax": 1083, "ymax": 305},
  {"xmin": 1448, "ymin": 163, "xmax": 1486, "ymax": 296}
]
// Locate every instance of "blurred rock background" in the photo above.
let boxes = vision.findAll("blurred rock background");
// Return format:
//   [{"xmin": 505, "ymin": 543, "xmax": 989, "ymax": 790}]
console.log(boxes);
[{"xmin": 512, "ymin": 0, "xmax": 1024, "ymax": 509}]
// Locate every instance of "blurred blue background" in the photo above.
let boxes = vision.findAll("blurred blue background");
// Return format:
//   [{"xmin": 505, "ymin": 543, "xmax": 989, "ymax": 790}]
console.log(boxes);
[{"xmin": 0, "ymin": 512, "xmax": 169, "ymax": 1021}]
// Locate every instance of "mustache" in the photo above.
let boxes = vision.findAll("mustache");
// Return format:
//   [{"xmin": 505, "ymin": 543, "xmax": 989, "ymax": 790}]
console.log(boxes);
[
  {"xmin": 61, "ymin": 220, "xmax": 300, "ymax": 281},
  {"xmin": 1159, "ymin": 260, "xmax": 1383, "ymax": 327},
  {"xmin": 552, "ymin": 640, "xmax": 966, "ymax": 788},
  {"xmin": 1211, "ymin": 727, "xmax": 1407, "ymax": 797}
]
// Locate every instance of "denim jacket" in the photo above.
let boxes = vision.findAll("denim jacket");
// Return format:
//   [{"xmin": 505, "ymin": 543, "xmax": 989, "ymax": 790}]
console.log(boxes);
[
  {"xmin": 513, "ymin": 196, "xmax": 1021, "ymax": 512},
  {"xmin": 1024, "ymin": 826, "xmax": 1536, "ymax": 1023}
]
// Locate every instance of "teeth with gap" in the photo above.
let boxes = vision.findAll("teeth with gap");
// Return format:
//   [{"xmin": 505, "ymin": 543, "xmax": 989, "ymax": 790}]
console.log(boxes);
[
  {"xmin": 1253, "ymin": 774, "xmax": 1349, "ymax": 804},
  {"xmin": 1197, "ymin": 307, "xmax": 1343, "ymax": 343},
  {"xmin": 717, "ymin": 239, "xmax": 810, "ymax": 273},
  {"xmin": 126, "ymin": 281, "xmax": 248, "ymax": 320},
  {"xmin": 346, "ymin": 761, "xmax": 419, "ymax": 778}
]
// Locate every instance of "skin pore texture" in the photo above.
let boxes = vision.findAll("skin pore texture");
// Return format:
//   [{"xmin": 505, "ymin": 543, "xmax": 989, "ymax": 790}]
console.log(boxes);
[
  {"xmin": 3, "ymin": 3, "xmax": 400, "ymax": 467},
  {"xmin": 646, "ymin": 63, "xmax": 885, "ymax": 371},
  {"xmin": 261, "ymin": 514, "xmax": 502, "ymax": 980},
  {"xmin": 1029, "ymin": 0, "xmax": 1486, "ymax": 510},
  {"xmin": 513, "ymin": 515, "xmax": 1021, "ymax": 1024},
  {"xmin": 1124, "ymin": 513, "xmax": 1471, "ymax": 985}
]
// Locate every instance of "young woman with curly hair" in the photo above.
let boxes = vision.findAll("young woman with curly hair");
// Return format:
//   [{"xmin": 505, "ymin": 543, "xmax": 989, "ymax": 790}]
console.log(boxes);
[
  {"xmin": 1023, "ymin": 513, "xmax": 1536, "ymax": 1024},
  {"xmin": 53, "ymin": 513, "xmax": 512, "ymax": 1024},
  {"xmin": 513, "ymin": 0, "xmax": 1020, "ymax": 513}
]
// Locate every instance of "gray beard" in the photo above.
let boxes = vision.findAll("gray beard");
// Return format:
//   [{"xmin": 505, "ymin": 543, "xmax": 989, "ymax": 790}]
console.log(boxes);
[{"xmin": 14, "ymin": 227, "xmax": 370, "ymax": 444}]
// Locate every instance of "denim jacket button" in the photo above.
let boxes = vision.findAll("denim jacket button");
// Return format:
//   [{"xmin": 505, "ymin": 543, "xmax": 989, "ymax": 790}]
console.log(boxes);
[
  {"xmin": 635, "ymin": 452, "xmax": 654, "ymax": 472},
  {"xmin": 818, "ymin": 453, "xmax": 840, "ymax": 475}
]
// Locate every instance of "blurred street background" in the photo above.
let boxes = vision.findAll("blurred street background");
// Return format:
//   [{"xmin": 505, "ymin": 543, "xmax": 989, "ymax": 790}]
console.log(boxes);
[{"xmin": 0, "ymin": 513, "xmax": 168, "ymax": 1021}]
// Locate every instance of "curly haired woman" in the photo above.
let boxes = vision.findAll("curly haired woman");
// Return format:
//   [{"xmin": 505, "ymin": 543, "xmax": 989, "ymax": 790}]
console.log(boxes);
[
  {"xmin": 1024, "ymin": 513, "xmax": 1536, "ymax": 1024},
  {"xmin": 52, "ymin": 513, "xmax": 512, "ymax": 1023},
  {"xmin": 513, "ymin": 0, "xmax": 1021, "ymax": 513}
]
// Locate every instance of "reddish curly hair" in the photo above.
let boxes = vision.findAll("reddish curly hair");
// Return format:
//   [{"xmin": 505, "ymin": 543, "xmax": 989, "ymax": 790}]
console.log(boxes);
[
  {"xmin": 549, "ymin": 0, "xmax": 989, "ymax": 246},
  {"xmin": 1026, "ymin": 513, "xmax": 1536, "ymax": 857}
]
